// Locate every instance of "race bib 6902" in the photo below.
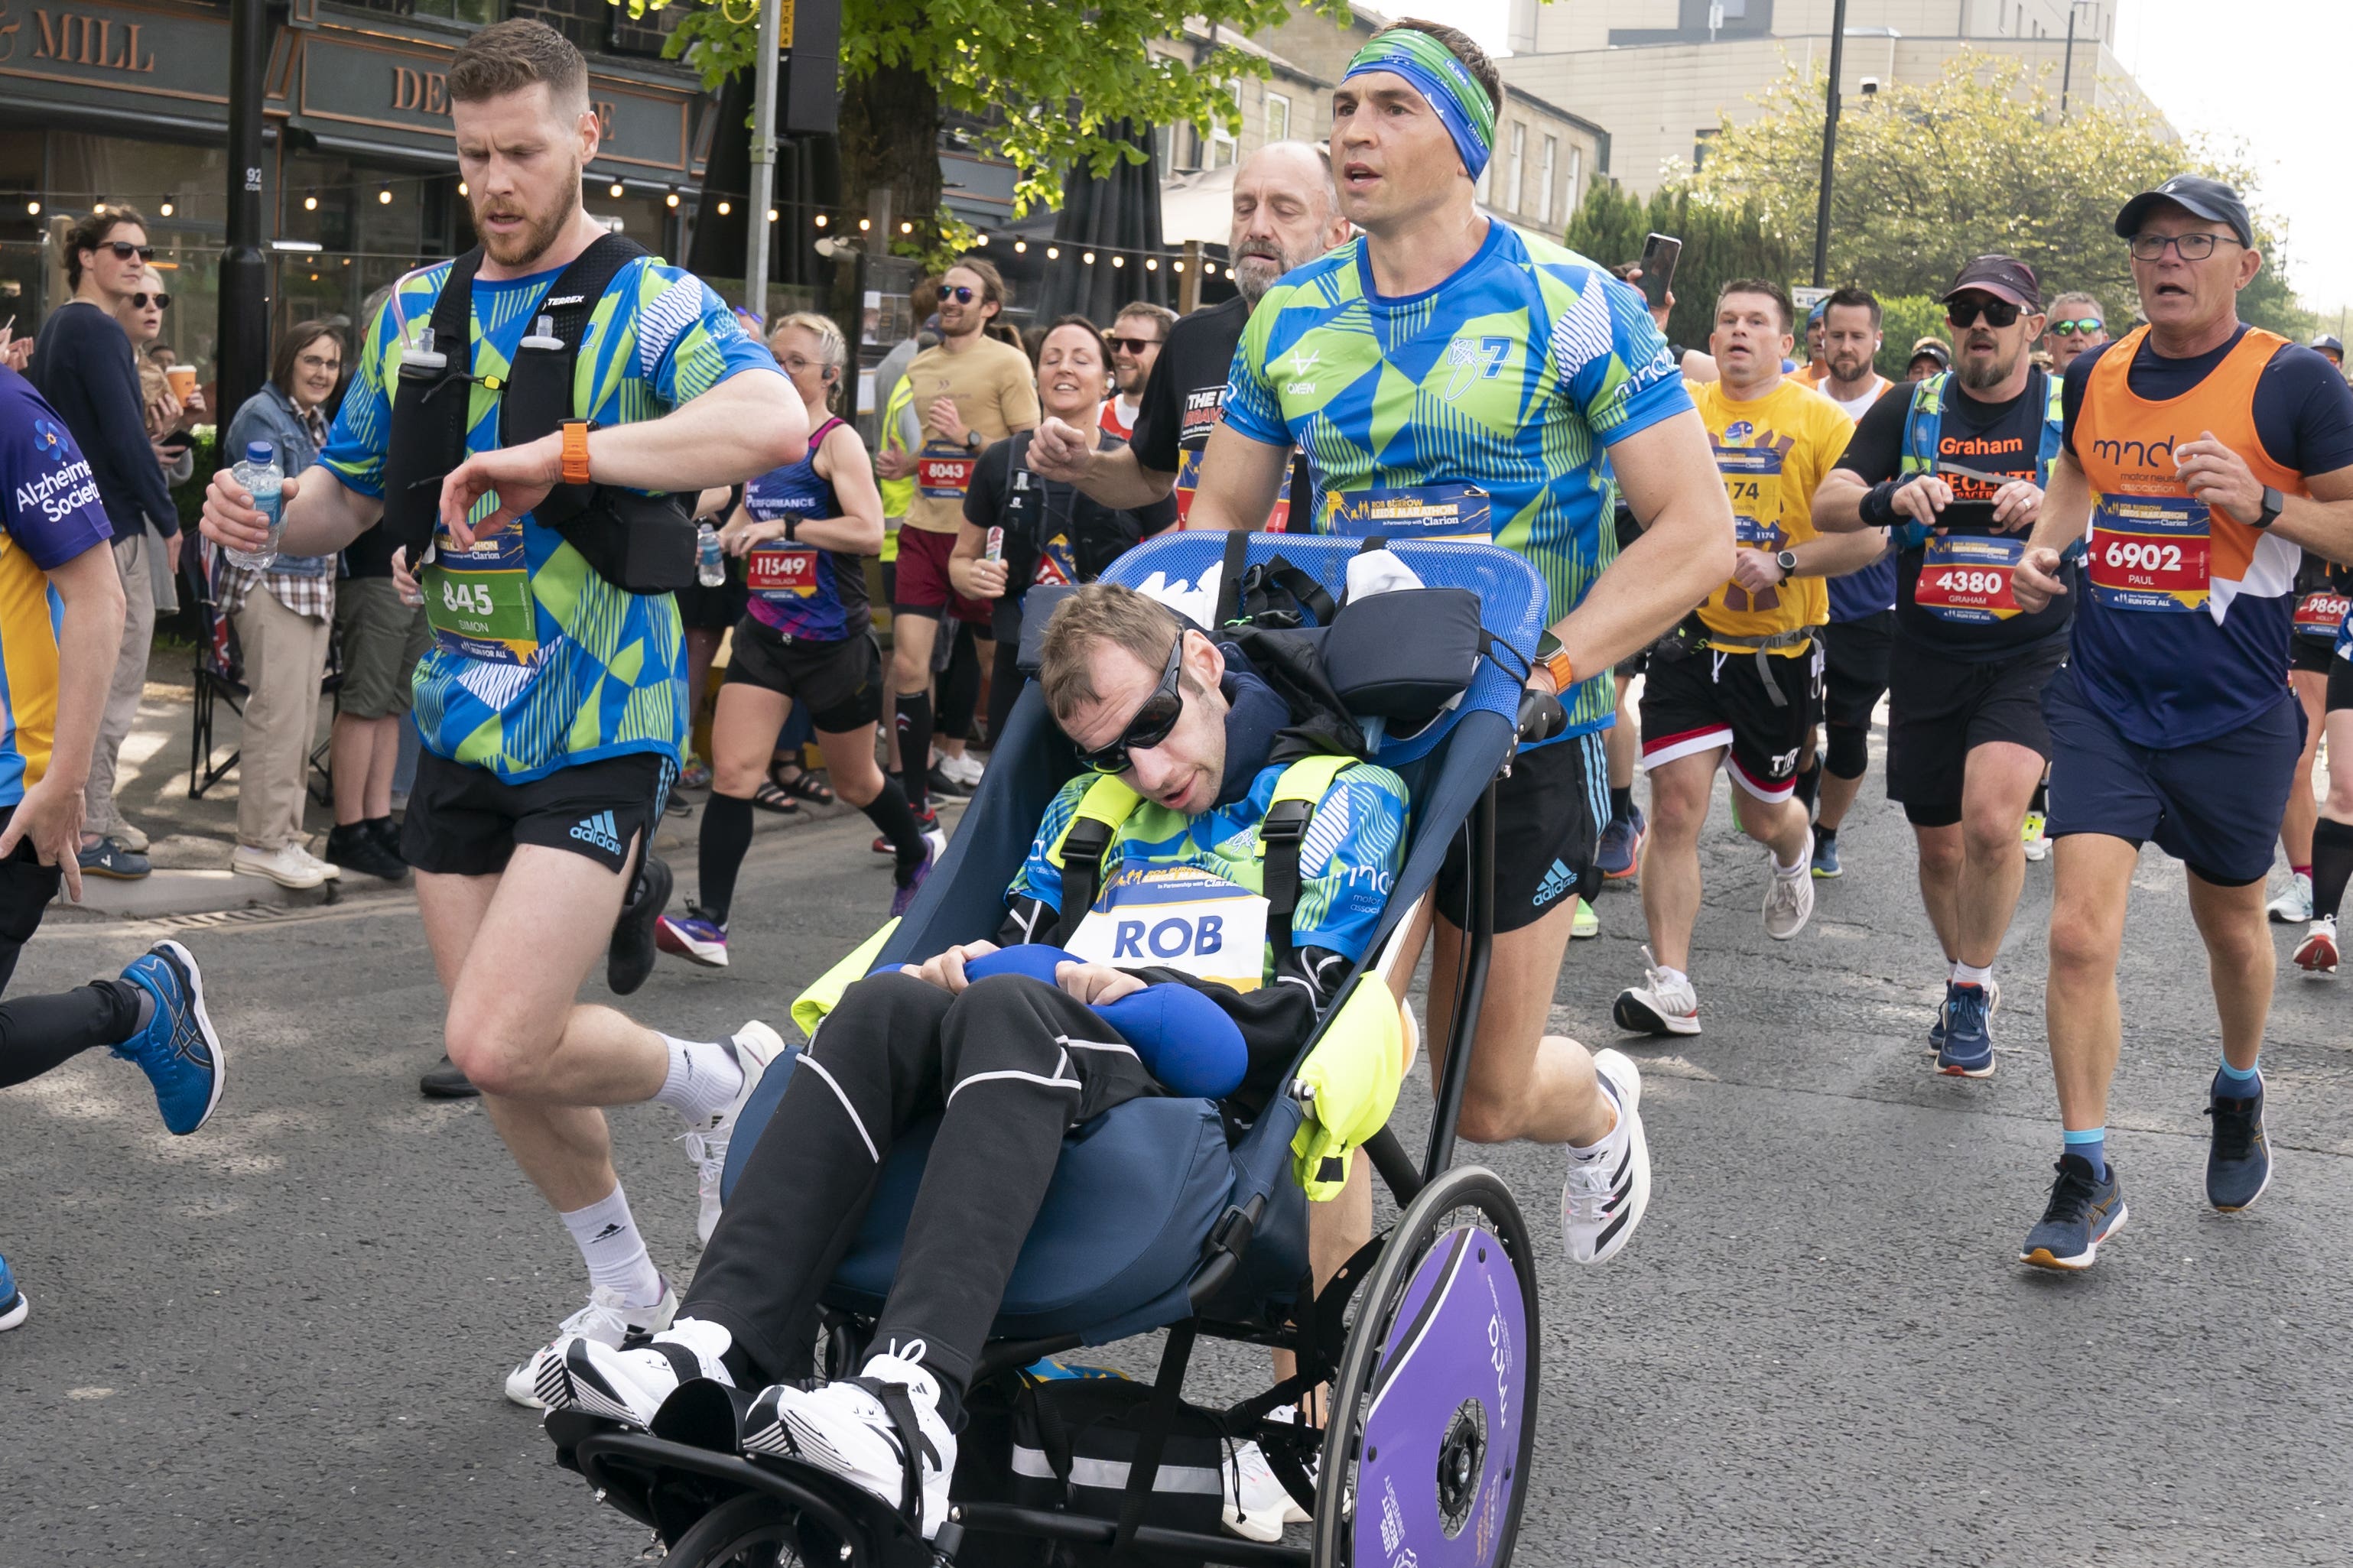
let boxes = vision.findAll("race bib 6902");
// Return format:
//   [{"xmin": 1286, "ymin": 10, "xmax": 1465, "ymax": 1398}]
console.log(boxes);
[{"xmin": 2088, "ymin": 494, "xmax": 2211, "ymax": 613}]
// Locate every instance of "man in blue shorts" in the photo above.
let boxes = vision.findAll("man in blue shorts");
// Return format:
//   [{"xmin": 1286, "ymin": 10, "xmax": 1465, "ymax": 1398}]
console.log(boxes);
[
  {"xmin": 2009, "ymin": 177, "xmax": 2353, "ymax": 1269},
  {"xmin": 1182, "ymin": 17, "xmax": 1735, "ymax": 1263}
]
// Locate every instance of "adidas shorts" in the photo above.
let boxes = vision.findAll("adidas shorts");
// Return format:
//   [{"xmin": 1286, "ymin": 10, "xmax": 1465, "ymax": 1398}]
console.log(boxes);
[
  {"xmin": 1435, "ymin": 730, "xmax": 1606, "ymax": 934},
  {"xmin": 400, "ymin": 751, "xmax": 671, "ymax": 878}
]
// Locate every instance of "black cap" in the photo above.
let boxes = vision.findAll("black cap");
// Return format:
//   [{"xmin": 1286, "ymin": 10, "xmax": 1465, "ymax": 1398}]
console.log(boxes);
[
  {"xmin": 1941, "ymin": 255, "xmax": 2043, "ymax": 313},
  {"xmin": 2313, "ymin": 333, "xmax": 2344, "ymax": 356},
  {"xmin": 2114, "ymin": 175, "xmax": 2254, "ymax": 248},
  {"xmin": 1909, "ymin": 336, "xmax": 1952, "ymax": 368}
]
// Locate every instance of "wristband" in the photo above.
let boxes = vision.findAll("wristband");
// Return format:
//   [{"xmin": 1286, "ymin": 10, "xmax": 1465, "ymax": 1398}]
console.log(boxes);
[
  {"xmin": 1859, "ymin": 479, "xmax": 1903, "ymax": 529},
  {"xmin": 560, "ymin": 419, "xmax": 595, "ymax": 485}
]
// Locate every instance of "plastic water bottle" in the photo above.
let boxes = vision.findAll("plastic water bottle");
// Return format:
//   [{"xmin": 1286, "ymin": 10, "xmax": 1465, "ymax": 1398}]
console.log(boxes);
[
  {"xmin": 225, "ymin": 440, "xmax": 284, "ymax": 570},
  {"xmin": 696, "ymin": 521, "xmax": 726, "ymax": 588}
]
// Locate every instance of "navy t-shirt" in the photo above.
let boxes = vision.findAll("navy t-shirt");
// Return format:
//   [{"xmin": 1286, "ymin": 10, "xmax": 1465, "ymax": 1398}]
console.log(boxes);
[{"xmin": 0, "ymin": 366, "xmax": 113, "ymax": 806}]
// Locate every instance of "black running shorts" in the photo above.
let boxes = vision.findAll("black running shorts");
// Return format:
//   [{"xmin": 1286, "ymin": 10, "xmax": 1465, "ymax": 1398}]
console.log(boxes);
[
  {"xmin": 723, "ymin": 618, "xmax": 886, "ymax": 732},
  {"xmin": 2328, "ymin": 653, "xmax": 2353, "ymax": 713},
  {"xmin": 2292, "ymin": 635, "xmax": 2336, "ymax": 677},
  {"xmin": 400, "ymin": 751, "xmax": 670, "ymax": 878},
  {"xmin": 1436, "ymin": 729, "xmax": 1607, "ymax": 934},
  {"xmin": 1638, "ymin": 641, "xmax": 1823, "ymax": 802},
  {"xmin": 0, "ymin": 805, "xmax": 60, "ymax": 993},
  {"xmin": 1822, "ymin": 612, "xmax": 1893, "ymax": 732},
  {"xmin": 1885, "ymin": 638, "xmax": 2066, "ymax": 828}
]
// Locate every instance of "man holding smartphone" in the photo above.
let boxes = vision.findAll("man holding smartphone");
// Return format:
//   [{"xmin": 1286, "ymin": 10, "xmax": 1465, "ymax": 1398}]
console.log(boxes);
[{"xmin": 1812, "ymin": 257, "xmax": 2066, "ymax": 1079}]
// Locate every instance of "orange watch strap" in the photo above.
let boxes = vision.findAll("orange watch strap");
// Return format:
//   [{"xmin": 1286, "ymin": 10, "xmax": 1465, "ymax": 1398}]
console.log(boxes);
[
  {"xmin": 1545, "ymin": 647, "xmax": 1576, "ymax": 690},
  {"xmin": 560, "ymin": 420, "xmax": 593, "ymax": 485}
]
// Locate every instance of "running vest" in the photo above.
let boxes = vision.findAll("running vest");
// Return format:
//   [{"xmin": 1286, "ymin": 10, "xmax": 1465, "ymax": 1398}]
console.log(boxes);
[
  {"xmin": 1042, "ymin": 755, "xmax": 1362, "ymax": 989},
  {"xmin": 1898, "ymin": 369, "xmax": 2063, "ymax": 626},
  {"xmin": 741, "ymin": 414, "xmax": 869, "ymax": 641},
  {"xmin": 2072, "ymin": 324, "xmax": 2307, "ymax": 744}
]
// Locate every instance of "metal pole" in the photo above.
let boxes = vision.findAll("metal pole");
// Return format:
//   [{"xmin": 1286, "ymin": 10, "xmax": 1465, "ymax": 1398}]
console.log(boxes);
[
  {"xmin": 216, "ymin": 0, "xmax": 270, "ymax": 464},
  {"xmin": 1811, "ymin": 0, "xmax": 1848, "ymax": 289},
  {"xmin": 2060, "ymin": 4, "xmax": 2078, "ymax": 119},
  {"xmin": 744, "ymin": 0, "xmax": 784, "ymax": 321}
]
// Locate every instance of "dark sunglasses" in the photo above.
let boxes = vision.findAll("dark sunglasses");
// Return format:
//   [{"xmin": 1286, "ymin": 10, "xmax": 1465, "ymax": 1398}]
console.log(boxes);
[
  {"xmin": 102, "ymin": 240, "xmax": 157, "ymax": 262},
  {"xmin": 2049, "ymin": 317, "xmax": 2104, "ymax": 336},
  {"xmin": 1947, "ymin": 298, "xmax": 2023, "ymax": 330},
  {"xmin": 940, "ymin": 285, "xmax": 977, "ymax": 304},
  {"xmin": 1109, "ymin": 335, "xmax": 1161, "ymax": 355},
  {"xmin": 132, "ymin": 291, "xmax": 169, "ymax": 310},
  {"xmin": 1074, "ymin": 632, "xmax": 1188, "ymax": 774}
]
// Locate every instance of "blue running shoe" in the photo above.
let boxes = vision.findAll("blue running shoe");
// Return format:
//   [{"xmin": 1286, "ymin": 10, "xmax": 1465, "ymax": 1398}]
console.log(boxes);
[
  {"xmin": 2019, "ymin": 1154, "xmax": 2127, "ymax": 1271},
  {"xmin": 1935, "ymin": 983, "xmax": 1996, "ymax": 1077},
  {"xmin": 1928, "ymin": 976, "xmax": 2000, "ymax": 1055},
  {"xmin": 0, "ymin": 1251, "xmax": 25, "ymax": 1331},
  {"xmin": 655, "ymin": 908, "xmax": 730, "ymax": 969},
  {"xmin": 890, "ymin": 829, "xmax": 947, "ymax": 918},
  {"xmin": 2205, "ymin": 1076, "xmax": 2273, "ymax": 1212},
  {"xmin": 114, "ymin": 940, "xmax": 225, "ymax": 1136},
  {"xmin": 1596, "ymin": 807, "xmax": 1645, "ymax": 881},
  {"xmin": 1809, "ymin": 826, "xmax": 1842, "ymax": 879}
]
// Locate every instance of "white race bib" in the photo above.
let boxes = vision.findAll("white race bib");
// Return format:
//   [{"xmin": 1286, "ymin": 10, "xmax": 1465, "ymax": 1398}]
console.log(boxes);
[{"xmin": 1064, "ymin": 866, "xmax": 1269, "ymax": 992}]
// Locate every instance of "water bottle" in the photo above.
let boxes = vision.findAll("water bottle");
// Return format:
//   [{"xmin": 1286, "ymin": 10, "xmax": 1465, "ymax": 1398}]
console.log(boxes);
[
  {"xmin": 226, "ymin": 440, "xmax": 285, "ymax": 570},
  {"xmin": 696, "ymin": 521, "xmax": 726, "ymax": 588}
]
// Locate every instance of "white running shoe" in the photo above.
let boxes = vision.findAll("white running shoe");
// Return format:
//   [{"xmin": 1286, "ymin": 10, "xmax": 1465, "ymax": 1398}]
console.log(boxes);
[
  {"xmin": 743, "ymin": 1351, "xmax": 957, "ymax": 1538},
  {"xmin": 504, "ymin": 1280, "xmax": 680, "ymax": 1408},
  {"xmin": 295, "ymin": 843, "xmax": 342, "ymax": 881},
  {"xmin": 544, "ymin": 1315, "xmax": 736, "ymax": 1424},
  {"xmin": 2296, "ymin": 916, "xmax": 2338, "ymax": 976},
  {"xmin": 942, "ymin": 752, "xmax": 986, "ymax": 789},
  {"xmin": 1612, "ymin": 945, "xmax": 1700, "ymax": 1036},
  {"xmin": 229, "ymin": 842, "xmax": 327, "ymax": 889},
  {"xmin": 687, "ymin": 1021, "xmax": 787, "ymax": 1244},
  {"xmin": 1562, "ymin": 1047, "xmax": 1652, "ymax": 1265},
  {"xmin": 2269, "ymin": 872, "xmax": 2314, "ymax": 924},
  {"xmin": 1761, "ymin": 853, "xmax": 1815, "ymax": 940},
  {"xmin": 1222, "ymin": 1440, "xmax": 1290, "ymax": 1543}
]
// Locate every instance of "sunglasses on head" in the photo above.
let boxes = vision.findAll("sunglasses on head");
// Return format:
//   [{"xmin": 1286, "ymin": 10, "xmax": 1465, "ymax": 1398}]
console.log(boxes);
[
  {"xmin": 1109, "ymin": 334, "xmax": 1161, "ymax": 356},
  {"xmin": 940, "ymin": 285, "xmax": 977, "ymax": 304},
  {"xmin": 102, "ymin": 240, "xmax": 157, "ymax": 262},
  {"xmin": 132, "ymin": 291, "xmax": 169, "ymax": 310},
  {"xmin": 2049, "ymin": 317, "xmax": 2103, "ymax": 336},
  {"xmin": 1074, "ymin": 632, "xmax": 1189, "ymax": 775},
  {"xmin": 1947, "ymin": 297, "xmax": 2023, "ymax": 330}
]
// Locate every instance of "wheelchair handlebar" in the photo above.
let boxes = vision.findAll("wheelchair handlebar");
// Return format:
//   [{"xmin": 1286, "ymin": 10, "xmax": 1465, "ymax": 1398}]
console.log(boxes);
[{"xmin": 1516, "ymin": 686, "xmax": 1568, "ymax": 744}]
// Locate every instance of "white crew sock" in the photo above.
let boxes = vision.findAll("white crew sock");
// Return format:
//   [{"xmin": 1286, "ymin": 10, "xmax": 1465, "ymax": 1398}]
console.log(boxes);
[
  {"xmin": 1952, "ymin": 959, "xmax": 1994, "ymax": 989},
  {"xmin": 1566, "ymin": 1078, "xmax": 1625, "ymax": 1159},
  {"xmin": 1773, "ymin": 849, "xmax": 1807, "ymax": 879},
  {"xmin": 652, "ymin": 1032, "xmax": 745, "ymax": 1123},
  {"xmin": 1656, "ymin": 963, "xmax": 1689, "ymax": 990},
  {"xmin": 561, "ymin": 1183, "xmax": 664, "ymax": 1307}
]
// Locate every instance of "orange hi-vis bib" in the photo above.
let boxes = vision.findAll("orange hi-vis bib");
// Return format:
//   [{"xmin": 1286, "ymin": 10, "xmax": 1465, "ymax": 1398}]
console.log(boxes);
[{"xmin": 2076, "ymin": 325, "xmax": 2304, "ymax": 622}]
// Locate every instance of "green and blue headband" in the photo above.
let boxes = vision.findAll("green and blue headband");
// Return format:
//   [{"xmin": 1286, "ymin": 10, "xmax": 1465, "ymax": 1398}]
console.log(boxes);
[{"xmin": 1342, "ymin": 30, "xmax": 1497, "ymax": 181}]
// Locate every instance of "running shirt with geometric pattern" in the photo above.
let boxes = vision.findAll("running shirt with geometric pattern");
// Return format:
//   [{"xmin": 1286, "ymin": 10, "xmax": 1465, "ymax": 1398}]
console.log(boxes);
[
  {"xmin": 1221, "ymin": 222, "xmax": 1692, "ymax": 737},
  {"xmin": 320, "ymin": 255, "xmax": 775, "ymax": 782}
]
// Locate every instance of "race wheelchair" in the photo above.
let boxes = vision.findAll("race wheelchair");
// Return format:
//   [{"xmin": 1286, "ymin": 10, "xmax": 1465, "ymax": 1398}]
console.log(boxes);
[{"xmin": 548, "ymin": 533, "xmax": 1565, "ymax": 1567}]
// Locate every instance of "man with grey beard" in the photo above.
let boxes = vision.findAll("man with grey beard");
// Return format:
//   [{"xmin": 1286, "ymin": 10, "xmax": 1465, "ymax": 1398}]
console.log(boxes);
[{"xmin": 1026, "ymin": 140, "xmax": 1347, "ymax": 524}]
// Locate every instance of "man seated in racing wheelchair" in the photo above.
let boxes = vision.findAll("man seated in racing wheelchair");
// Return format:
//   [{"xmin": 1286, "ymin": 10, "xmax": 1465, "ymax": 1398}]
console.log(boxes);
[{"xmin": 541, "ymin": 581, "xmax": 1650, "ymax": 1540}]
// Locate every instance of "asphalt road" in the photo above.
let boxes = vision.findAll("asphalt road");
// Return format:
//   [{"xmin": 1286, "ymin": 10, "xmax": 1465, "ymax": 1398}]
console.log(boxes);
[{"xmin": 6, "ymin": 771, "xmax": 2351, "ymax": 1567}]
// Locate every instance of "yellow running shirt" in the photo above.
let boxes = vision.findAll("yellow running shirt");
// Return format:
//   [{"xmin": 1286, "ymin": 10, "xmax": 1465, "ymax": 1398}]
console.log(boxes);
[{"xmin": 1687, "ymin": 377, "xmax": 1854, "ymax": 653}]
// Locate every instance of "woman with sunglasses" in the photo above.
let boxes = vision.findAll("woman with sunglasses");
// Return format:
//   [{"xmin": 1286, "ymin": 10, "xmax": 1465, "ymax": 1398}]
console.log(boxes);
[
  {"xmin": 947, "ymin": 316, "xmax": 1178, "ymax": 747},
  {"xmin": 116, "ymin": 268, "xmax": 202, "ymax": 485}
]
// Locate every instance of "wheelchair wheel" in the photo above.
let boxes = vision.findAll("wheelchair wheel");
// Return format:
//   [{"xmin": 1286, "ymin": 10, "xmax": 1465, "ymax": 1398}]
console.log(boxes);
[
  {"xmin": 658, "ymin": 1490, "xmax": 811, "ymax": 1567},
  {"xmin": 1311, "ymin": 1164, "xmax": 1539, "ymax": 1567}
]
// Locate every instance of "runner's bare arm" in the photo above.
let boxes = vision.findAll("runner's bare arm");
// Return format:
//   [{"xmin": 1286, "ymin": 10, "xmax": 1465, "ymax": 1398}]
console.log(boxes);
[
  {"xmin": 1183, "ymin": 426, "xmax": 1292, "ymax": 534},
  {"xmin": 2012, "ymin": 450, "xmax": 2091, "ymax": 613},
  {"xmin": 0, "ymin": 538, "xmax": 126, "ymax": 902},
  {"xmin": 1789, "ymin": 527, "xmax": 1893, "ymax": 578},
  {"xmin": 947, "ymin": 520, "xmax": 1012, "ymax": 601},
  {"xmin": 2176, "ymin": 436, "xmax": 2353, "ymax": 564},
  {"xmin": 200, "ymin": 463, "xmax": 382, "ymax": 560},
  {"xmin": 1552, "ymin": 408, "xmax": 1737, "ymax": 680},
  {"xmin": 1812, "ymin": 467, "xmax": 1956, "ymax": 533},
  {"xmin": 805, "ymin": 424, "xmax": 887, "ymax": 554},
  {"xmin": 1025, "ymin": 416, "xmax": 1180, "ymax": 509}
]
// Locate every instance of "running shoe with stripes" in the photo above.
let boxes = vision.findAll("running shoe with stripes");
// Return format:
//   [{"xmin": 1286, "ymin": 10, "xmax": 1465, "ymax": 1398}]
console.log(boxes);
[
  {"xmin": 2205, "ymin": 1074, "xmax": 2273, "ymax": 1213},
  {"xmin": 890, "ymin": 829, "xmax": 947, "ymax": 920},
  {"xmin": 543, "ymin": 1316, "xmax": 736, "ymax": 1424},
  {"xmin": 1613, "ymin": 946, "xmax": 1699, "ymax": 1036},
  {"xmin": 1935, "ymin": 982, "xmax": 1997, "ymax": 1078},
  {"xmin": 1595, "ymin": 806, "xmax": 1645, "ymax": 881},
  {"xmin": 1562, "ymin": 1048, "xmax": 1651, "ymax": 1265},
  {"xmin": 2295, "ymin": 916, "xmax": 2338, "ymax": 976},
  {"xmin": 505, "ymin": 1279, "xmax": 680, "ymax": 1407},
  {"xmin": 655, "ymin": 907, "xmax": 730, "ymax": 969},
  {"xmin": 114, "ymin": 940, "xmax": 226, "ymax": 1135},
  {"xmin": 687, "ymin": 1022, "xmax": 787, "ymax": 1243},
  {"xmin": 2019, "ymin": 1155, "xmax": 2127, "ymax": 1272},
  {"xmin": 743, "ymin": 1350, "xmax": 957, "ymax": 1539},
  {"xmin": 1928, "ymin": 977, "xmax": 2001, "ymax": 1054}
]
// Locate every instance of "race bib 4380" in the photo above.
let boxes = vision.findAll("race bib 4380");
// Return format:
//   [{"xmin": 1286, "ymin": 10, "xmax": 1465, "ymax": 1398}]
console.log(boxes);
[
  {"xmin": 1914, "ymin": 534, "xmax": 2024, "ymax": 623},
  {"xmin": 2089, "ymin": 495, "xmax": 2211, "ymax": 613}
]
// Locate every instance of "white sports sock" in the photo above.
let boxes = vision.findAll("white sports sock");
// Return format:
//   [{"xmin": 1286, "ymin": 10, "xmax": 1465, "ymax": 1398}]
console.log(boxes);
[
  {"xmin": 1566, "ymin": 1083, "xmax": 1624, "ymax": 1160},
  {"xmin": 1773, "ymin": 850, "xmax": 1807, "ymax": 878},
  {"xmin": 561, "ymin": 1183, "xmax": 664, "ymax": 1307},
  {"xmin": 1952, "ymin": 959, "xmax": 1994, "ymax": 989},
  {"xmin": 1656, "ymin": 964, "xmax": 1689, "ymax": 990},
  {"xmin": 653, "ymin": 1033, "xmax": 746, "ymax": 1123}
]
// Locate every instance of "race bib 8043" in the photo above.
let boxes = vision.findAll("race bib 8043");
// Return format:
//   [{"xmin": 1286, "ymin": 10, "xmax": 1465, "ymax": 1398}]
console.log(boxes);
[{"xmin": 2088, "ymin": 494, "xmax": 2211, "ymax": 613}]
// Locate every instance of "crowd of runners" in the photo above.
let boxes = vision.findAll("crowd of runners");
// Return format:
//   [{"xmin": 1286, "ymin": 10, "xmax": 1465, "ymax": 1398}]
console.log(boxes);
[{"xmin": 5, "ymin": 8, "xmax": 2352, "ymax": 1547}]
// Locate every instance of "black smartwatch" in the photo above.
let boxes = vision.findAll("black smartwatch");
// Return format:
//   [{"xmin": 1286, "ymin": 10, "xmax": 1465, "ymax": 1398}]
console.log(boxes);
[
  {"xmin": 964, "ymin": 429, "xmax": 982, "ymax": 454},
  {"xmin": 1774, "ymin": 548, "xmax": 1799, "ymax": 579},
  {"xmin": 2251, "ymin": 485, "xmax": 2285, "ymax": 529},
  {"xmin": 782, "ymin": 515, "xmax": 799, "ymax": 543}
]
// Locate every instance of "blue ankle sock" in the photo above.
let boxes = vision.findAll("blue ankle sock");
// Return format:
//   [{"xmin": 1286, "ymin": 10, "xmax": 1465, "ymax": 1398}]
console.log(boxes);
[
  {"xmin": 2215, "ymin": 1056, "xmax": 2262, "ymax": 1096},
  {"xmin": 2062, "ymin": 1128, "xmax": 2107, "ymax": 1181}
]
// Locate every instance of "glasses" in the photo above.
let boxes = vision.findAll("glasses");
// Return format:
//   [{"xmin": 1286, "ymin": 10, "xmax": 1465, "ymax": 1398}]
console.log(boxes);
[
  {"xmin": 132, "ymin": 291, "xmax": 169, "ymax": 310},
  {"xmin": 1947, "ymin": 298, "xmax": 2023, "ymax": 330},
  {"xmin": 2129, "ymin": 232, "xmax": 2241, "ymax": 261},
  {"xmin": 939, "ymin": 285, "xmax": 977, "ymax": 304},
  {"xmin": 2049, "ymin": 317, "xmax": 2104, "ymax": 336},
  {"xmin": 1073, "ymin": 633, "xmax": 1189, "ymax": 774},
  {"xmin": 102, "ymin": 241, "xmax": 157, "ymax": 262},
  {"xmin": 1109, "ymin": 335, "xmax": 1162, "ymax": 356}
]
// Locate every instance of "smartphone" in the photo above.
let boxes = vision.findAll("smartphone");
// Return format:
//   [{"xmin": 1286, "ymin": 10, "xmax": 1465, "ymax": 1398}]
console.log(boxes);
[
  {"xmin": 983, "ymin": 526, "xmax": 1004, "ymax": 563},
  {"xmin": 1636, "ymin": 232, "xmax": 1682, "ymax": 311}
]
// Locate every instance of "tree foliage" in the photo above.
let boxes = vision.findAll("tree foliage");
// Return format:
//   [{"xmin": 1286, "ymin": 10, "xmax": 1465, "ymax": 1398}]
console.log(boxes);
[
  {"xmin": 1562, "ymin": 181, "xmax": 1793, "ymax": 353},
  {"xmin": 1686, "ymin": 54, "xmax": 2307, "ymax": 339}
]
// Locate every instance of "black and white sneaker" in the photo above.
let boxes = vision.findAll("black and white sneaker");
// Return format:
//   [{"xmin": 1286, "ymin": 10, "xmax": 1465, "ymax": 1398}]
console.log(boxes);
[
  {"xmin": 504, "ymin": 1280, "xmax": 679, "ymax": 1407},
  {"xmin": 1562, "ymin": 1048, "xmax": 1652, "ymax": 1265},
  {"xmin": 544, "ymin": 1316, "xmax": 736, "ymax": 1425},
  {"xmin": 743, "ymin": 1349, "xmax": 957, "ymax": 1538}
]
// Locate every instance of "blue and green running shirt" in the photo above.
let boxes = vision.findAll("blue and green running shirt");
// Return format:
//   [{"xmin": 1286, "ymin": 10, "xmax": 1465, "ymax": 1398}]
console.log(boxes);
[
  {"xmin": 1008, "ymin": 761, "xmax": 1410, "ymax": 989},
  {"xmin": 1222, "ymin": 222, "xmax": 1692, "ymax": 735},
  {"xmin": 320, "ymin": 255, "xmax": 776, "ymax": 782}
]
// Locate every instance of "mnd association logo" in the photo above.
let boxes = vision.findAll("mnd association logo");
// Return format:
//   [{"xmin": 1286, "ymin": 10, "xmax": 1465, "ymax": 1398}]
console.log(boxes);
[{"xmin": 16, "ymin": 417, "xmax": 99, "ymax": 523}]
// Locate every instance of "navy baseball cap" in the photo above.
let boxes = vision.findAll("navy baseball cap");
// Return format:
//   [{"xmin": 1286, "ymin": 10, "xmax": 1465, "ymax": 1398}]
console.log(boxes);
[
  {"xmin": 2114, "ymin": 175, "xmax": 2254, "ymax": 248},
  {"xmin": 1942, "ymin": 255, "xmax": 2043, "ymax": 313}
]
